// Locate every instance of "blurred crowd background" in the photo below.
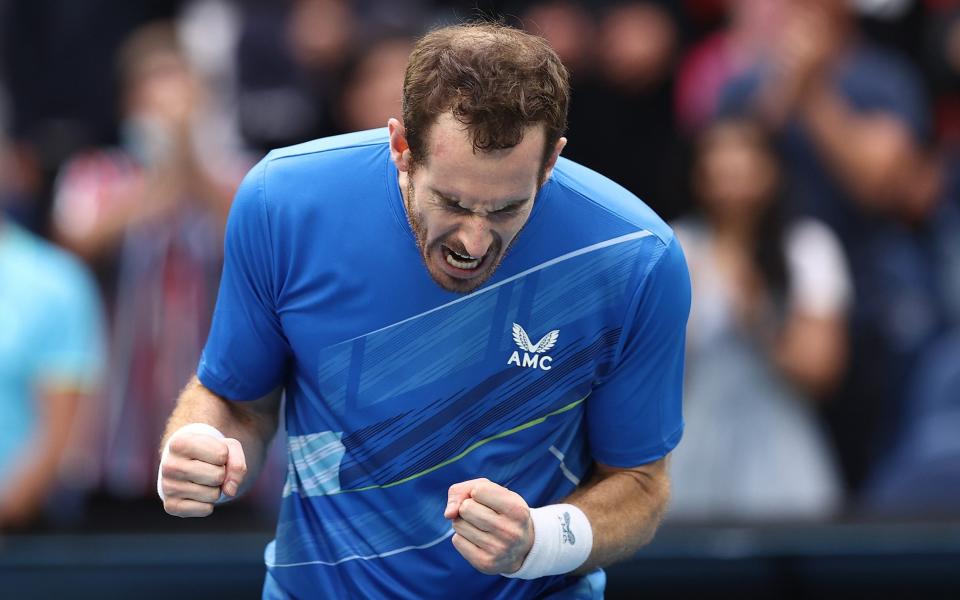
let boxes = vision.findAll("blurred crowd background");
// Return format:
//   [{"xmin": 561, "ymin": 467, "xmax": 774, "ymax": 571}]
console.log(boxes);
[{"xmin": 1, "ymin": 0, "xmax": 959, "ymax": 536}]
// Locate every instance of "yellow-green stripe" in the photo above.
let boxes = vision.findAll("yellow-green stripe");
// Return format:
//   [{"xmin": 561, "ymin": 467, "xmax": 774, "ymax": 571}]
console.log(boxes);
[{"xmin": 330, "ymin": 395, "xmax": 587, "ymax": 496}]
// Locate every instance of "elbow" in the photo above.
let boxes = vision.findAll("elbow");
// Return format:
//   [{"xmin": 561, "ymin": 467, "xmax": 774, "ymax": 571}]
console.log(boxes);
[{"xmin": 622, "ymin": 468, "xmax": 671, "ymax": 547}]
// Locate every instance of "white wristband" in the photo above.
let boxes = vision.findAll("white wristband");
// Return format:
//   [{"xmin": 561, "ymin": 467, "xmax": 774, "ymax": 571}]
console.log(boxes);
[
  {"xmin": 503, "ymin": 503, "xmax": 593, "ymax": 580},
  {"xmin": 157, "ymin": 422, "xmax": 228, "ymax": 503}
]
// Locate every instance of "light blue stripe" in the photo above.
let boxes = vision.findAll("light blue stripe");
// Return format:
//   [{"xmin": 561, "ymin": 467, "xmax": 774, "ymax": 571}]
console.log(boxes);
[
  {"xmin": 285, "ymin": 431, "xmax": 346, "ymax": 497},
  {"xmin": 341, "ymin": 230, "xmax": 653, "ymax": 344},
  {"xmin": 266, "ymin": 528, "xmax": 454, "ymax": 568}
]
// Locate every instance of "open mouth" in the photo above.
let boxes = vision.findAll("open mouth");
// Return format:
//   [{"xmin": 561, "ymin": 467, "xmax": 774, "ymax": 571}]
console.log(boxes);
[{"xmin": 442, "ymin": 245, "xmax": 484, "ymax": 272}]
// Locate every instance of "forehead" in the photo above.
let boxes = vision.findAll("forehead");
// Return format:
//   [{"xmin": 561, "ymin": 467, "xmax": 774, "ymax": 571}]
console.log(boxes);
[{"xmin": 420, "ymin": 112, "xmax": 545, "ymax": 205}]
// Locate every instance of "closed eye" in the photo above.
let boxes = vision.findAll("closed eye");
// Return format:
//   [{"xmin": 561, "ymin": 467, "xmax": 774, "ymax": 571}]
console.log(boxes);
[
  {"xmin": 489, "ymin": 205, "xmax": 523, "ymax": 219},
  {"xmin": 432, "ymin": 189, "xmax": 527, "ymax": 218}
]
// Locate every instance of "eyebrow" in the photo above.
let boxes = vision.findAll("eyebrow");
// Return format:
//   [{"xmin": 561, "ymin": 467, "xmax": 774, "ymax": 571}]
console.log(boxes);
[{"xmin": 431, "ymin": 188, "xmax": 530, "ymax": 213}]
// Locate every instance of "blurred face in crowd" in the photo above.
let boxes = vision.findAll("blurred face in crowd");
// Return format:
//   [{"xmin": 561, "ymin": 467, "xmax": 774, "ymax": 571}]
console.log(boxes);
[
  {"xmin": 522, "ymin": 2, "xmax": 596, "ymax": 74},
  {"xmin": 339, "ymin": 39, "xmax": 413, "ymax": 132},
  {"xmin": 288, "ymin": 0, "xmax": 352, "ymax": 71},
  {"xmin": 125, "ymin": 50, "xmax": 201, "ymax": 125},
  {"xmin": 389, "ymin": 113, "xmax": 565, "ymax": 293},
  {"xmin": 694, "ymin": 121, "xmax": 780, "ymax": 223},
  {"xmin": 598, "ymin": 2, "xmax": 676, "ymax": 92}
]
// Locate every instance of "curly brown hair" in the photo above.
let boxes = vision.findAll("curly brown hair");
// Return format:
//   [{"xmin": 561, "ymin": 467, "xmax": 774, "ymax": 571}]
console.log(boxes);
[{"xmin": 402, "ymin": 22, "xmax": 570, "ymax": 174}]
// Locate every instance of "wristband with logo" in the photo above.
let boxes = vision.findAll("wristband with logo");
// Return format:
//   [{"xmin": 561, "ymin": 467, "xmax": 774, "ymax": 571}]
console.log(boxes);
[{"xmin": 503, "ymin": 503, "xmax": 593, "ymax": 580}]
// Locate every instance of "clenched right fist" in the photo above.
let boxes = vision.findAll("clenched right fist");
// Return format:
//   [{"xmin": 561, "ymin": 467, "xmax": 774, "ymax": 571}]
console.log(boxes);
[{"xmin": 158, "ymin": 423, "xmax": 247, "ymax": 517}]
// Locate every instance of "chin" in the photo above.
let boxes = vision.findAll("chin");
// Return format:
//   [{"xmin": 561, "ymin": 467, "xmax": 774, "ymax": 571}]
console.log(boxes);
[
  {"xmin": 429, "ymin": 269, "xmax": 491, "ymax": 294},
  {"xmin": 426, "ymin": 259, "xmax": 497, "ymax": 294}
]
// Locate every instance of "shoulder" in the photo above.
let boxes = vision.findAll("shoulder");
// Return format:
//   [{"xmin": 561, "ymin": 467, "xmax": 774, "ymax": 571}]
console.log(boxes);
[
  {"xmin": 241, "ymin": 129, "xmax": 390, "ymax": 209},
  {"xmin": 784, "ymin": 217, "xmax": 844, "ymax": 257},
  {"xmin": 231, "ymin": 128, "xmax": 389, "ymax": 213},
  {"xmin": 550, "ymin": 157, "xmax": 677, "ymax": 248},
  {"xmin": 848, "ymin": 44, "xmax": 919, "ymax": 79},
  {"xmin": 784, "ymin": 218, "xmax": 852, "ymax": 316},
  {"xmin": 261, "ymin": 128, "xmax": 389, "ymax": 178},
  {"xmin": 53, "ymin": 148, "xmax": 141, "ymax": 232},
  {"xmin": 843, "ymin": 45, "xmax": 929, "ymax": 134},
  {"xmin": 265, "ymin": 128, "xmax": 389, "ymax": 162},
  {"xmin": 3, "ymin": 225, "xmax": 100, "ymax": 311}
]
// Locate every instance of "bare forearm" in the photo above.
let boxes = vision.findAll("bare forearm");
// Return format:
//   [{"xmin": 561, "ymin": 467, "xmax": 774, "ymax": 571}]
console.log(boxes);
[
  {"xmin": 774, "ymin": 313, "xmax": 847, "ymax": 398},
  {"xmin": 0, "ymin": 390, "xmax": 83, "ymax": 525},
  {"xmin": 799, "ymin": 84, "xmax": 910, "ymax": 208},
  {"xmin": 162, "ymin": 376, "xmax": 279, "ymax": 494},
  {"xmin": 564, "ymin": 459, "xmax": 670, "ymax": 572}
]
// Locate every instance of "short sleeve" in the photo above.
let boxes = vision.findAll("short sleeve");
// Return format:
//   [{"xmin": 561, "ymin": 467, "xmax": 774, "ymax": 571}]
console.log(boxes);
[
  {"xmin": 198, "ymin": 157, "xmax": 291, "ymax": 400},
  {"xmin": 785, "ymin": 218, "xmax": 853, "ymax": 317},
  {"xmin": 34, "ymin": 258, "xmax": 106, "ymax": 391},
  {"xmin": 587, "ymin": 236, "xmax": 691, "ymax": 467}
]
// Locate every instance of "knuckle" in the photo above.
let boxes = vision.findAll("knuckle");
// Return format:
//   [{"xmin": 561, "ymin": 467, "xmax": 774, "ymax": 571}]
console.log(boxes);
[
  {"xmin": 500, "ymin": 523, "xmax": 521, "ymax": 544},
  {"xmin": 201, "ymin": 486, "xmax": 221, "ymax": 503},
  {"xmin": 161, "ymin": 461, "xmax": 182, "ymax": 479},
  {"xmin": 169, "ymin": 436, "xmax": 192, "ymax": 456},
  {"xmin": 478, "ymin": 557, "xmax": 498, "ymax": 574},
  {"xmin": 507, "ymin": 503, "xmax": 527, "ymax": 522},
  {"xmin": 214, "ymin": 446, "xmax": 229, "ymax": 464},
  {"xmin": 161, "ymin": 479, "xmax": 178, "ymax": 498},
  {"xmin": 165, "ymin": 498, "xmax": 183, "ymax": 515}
]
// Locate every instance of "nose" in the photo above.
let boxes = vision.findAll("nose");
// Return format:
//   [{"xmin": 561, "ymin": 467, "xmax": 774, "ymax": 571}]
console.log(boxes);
[{"xmin": 458, "ymin": 216, "xmax": 493, "ymax": 258}]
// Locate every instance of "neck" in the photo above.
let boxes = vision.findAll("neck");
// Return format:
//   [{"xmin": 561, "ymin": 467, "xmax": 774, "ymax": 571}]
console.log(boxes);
[{"xmin": 712, "ymin": 214, "xmax": 757, "ymax": 247}]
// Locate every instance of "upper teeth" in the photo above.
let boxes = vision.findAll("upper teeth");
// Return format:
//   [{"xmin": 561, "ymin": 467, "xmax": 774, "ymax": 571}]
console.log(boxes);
[{"xmin": 446, "ymin": 250, "xmax": 481, "ymax": 270}]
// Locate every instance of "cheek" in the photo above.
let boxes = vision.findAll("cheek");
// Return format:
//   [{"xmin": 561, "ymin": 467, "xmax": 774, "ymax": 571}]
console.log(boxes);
[
  {"xmin": 505, "ymin": 207, "xmax": 534, "ymax": 237},
  {"xmin": 418, "ymin": 208, "xmax": 460, "ymax": 244}
]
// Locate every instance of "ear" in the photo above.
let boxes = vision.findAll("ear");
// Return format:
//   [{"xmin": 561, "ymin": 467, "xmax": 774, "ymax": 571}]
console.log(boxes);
[
  {"xmin": 388, "ymin": 118, "xmax": 412, "ymax": 172},
  {"xmin": 541, "ymin": 137, "xmax": 567, "ymax": 182}
]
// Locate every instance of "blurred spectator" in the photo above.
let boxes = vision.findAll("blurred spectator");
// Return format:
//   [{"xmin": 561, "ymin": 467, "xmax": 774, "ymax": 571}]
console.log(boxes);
[
  {"xmin": 862, "ymin": 146, "xmax": 960, "ymax": 516},
  {"xmin": 546, "ymin": 2, "xmax": 686, "ymax": 219},
  {"xmin": 668, "ymin": 119, "xmax": 848, "ymax": 521},
  {"xmin": 0, "ymin": 195, "xmax": 106, "ymax": 529},
  {"xmin": 716, "ymin": 0, "xmax": 935, "ymax": 490},
  {"xmin": 924, "ymin": 2, "xmax": 960, "ymax": 145},
  {"xmin": 0, "ymin": 0, "xmax": 186, "ymax": 231},
  {"xmin": 865, "ymin": 333, "xmax": 960, "ymax": 517},
  {"xmin": 675, "ymin": 0, "xmax": 787, "ymax": 134},
  {"xmin": 0, "ymin": 87, "xmax": 43, "ymax": 231},
  {"xmin": 50, "ymin": 22, "xmax": 244, "ymax": 499},
  {"xmin": 236, "ymin": 0, "xmax": 355, "ymax": 152},
  {"xmin": 336, "ymin": 36, "xmax": 414, "ymax": 132},
  {"xmin": 521, "ymin": 1, "xmax": 596, "ymax": 76}
]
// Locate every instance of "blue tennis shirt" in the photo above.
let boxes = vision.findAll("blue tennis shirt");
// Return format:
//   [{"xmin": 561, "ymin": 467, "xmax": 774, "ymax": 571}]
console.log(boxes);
[{"xmin": 198, "ymin": 128, "xmax": 690, "ymax": 599}]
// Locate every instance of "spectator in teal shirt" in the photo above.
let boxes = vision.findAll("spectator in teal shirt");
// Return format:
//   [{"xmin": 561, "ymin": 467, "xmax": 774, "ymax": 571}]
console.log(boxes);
[{"xmin": 0, "ymin": 215, "xmax": 106, "ymax": 529}]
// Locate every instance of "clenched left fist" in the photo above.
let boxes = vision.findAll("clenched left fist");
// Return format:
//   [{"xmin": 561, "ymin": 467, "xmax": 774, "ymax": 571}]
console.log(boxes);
[{"xmin": 444, "ymin": 478, "xmax": 534, "ymax": 575}]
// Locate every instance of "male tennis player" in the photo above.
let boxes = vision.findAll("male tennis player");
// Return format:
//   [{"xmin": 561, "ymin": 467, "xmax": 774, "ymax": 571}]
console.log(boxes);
[{"xmin": 158, "ymin": 22, "xmax": 690, "ymax": 599}]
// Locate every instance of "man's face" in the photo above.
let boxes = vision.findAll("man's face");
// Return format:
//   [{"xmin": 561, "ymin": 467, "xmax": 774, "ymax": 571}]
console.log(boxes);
[{"xmin": 396, "ymin": 113, "xmax": 559, "ymax": 294}]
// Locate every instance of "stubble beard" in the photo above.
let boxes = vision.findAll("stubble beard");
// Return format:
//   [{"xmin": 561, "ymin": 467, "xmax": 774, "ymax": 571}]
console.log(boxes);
[{"xmin": 404, "ymin": 178, "xmax": 514, "ymax": 294}]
